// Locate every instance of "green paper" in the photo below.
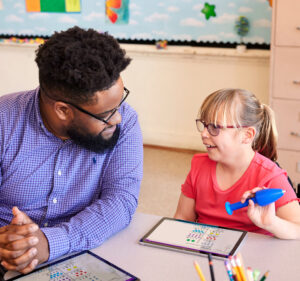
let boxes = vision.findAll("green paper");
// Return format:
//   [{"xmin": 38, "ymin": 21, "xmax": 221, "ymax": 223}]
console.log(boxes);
[{"xmin": 41, "ymin": 0, "xmax": 65, "ymax": 12}]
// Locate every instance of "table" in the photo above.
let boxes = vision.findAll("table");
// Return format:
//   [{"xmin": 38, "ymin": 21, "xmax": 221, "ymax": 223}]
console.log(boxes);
[{"xmin": 92, "ymin": 212, "xmax": 300, "ymax": 281}]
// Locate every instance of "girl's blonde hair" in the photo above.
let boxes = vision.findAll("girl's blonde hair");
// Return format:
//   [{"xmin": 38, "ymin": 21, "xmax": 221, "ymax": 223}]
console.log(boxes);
[{"xmin": 199, "ymin": 88, "xmax": 278, "ymax": 161}]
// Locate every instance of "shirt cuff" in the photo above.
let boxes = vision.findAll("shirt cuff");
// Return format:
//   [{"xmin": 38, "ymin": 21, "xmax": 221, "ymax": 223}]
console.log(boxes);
[{"xmin": 41, "ymin": 227, "xmax": 70, "ymax": 261}]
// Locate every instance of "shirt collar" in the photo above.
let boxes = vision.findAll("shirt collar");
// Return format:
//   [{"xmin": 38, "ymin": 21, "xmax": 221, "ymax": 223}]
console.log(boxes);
[{"xmin": 33, "ymin": 86, "xmax": 54, "ymax": 137}]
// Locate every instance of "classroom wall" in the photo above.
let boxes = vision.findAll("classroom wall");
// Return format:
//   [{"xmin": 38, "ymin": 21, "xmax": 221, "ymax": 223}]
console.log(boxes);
[{"xmin": 0, "ymin": 43, "xmax": 270, "ymax": 151}]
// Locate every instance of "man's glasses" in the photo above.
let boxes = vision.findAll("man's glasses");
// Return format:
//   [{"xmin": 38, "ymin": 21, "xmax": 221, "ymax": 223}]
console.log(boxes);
[
  {"xmin": 195, "ymin": 119, "xmax": 247, "ymax": 136},
  {"xmin": 61, "ymin": 87, "xmax": 129, "ymax": 124},
  {"xmin": 42, "ymin": 86, "xmax": 130, "ymax": 125}
]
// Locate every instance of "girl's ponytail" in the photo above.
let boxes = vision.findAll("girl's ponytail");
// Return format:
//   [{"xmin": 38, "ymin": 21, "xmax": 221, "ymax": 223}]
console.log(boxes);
[{"xmin": 252, "ymin": 104, "xmax": 278, "ymax": 161}]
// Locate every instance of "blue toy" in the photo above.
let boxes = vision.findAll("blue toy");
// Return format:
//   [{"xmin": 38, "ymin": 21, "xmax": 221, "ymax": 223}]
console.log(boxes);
[{"xmin": 225, "ymin": 188, "xmax": 285, "ymax": 215}]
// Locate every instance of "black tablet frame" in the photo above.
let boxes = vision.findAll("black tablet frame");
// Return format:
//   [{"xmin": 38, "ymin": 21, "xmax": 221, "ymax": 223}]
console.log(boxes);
[
  {"xmin": 140, "ymin": 217, "xmax": 247, "ymax": 259},
  {"xmin": 7, "ymin": 250, "xmax": 140, "ymax": 281}
]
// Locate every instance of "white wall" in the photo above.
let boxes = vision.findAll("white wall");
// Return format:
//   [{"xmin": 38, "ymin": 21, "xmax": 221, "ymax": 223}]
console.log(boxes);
[
  {"xmin": 0, "ymin": 43, "xmax": 270, "ymax": 151},
  {"xmin": 0, "ymin": 44, "xmax": 39, "ymax": 92}
]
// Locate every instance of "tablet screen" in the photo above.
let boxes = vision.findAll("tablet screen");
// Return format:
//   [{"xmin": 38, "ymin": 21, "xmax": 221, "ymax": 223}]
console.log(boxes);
[
  {"xmin": 140, "ymin": 218, "xmax": 247, "ymax": 258},
  {"xmin": 7, "ymin": 251, "xmax": 139, "ymax": 281}
]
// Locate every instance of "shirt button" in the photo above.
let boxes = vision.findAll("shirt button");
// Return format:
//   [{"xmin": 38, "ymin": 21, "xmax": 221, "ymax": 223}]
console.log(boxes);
[
  {"xmin": 58, "ymin": 170, "xmax": 62, "ymax": 176},
  {"xmin": 53, "ymin": 198, "xmax": 58, "ymax": 204},
  {"xmin": 44, "ymin": 222, "xmax": 48, "ymax": 227}
]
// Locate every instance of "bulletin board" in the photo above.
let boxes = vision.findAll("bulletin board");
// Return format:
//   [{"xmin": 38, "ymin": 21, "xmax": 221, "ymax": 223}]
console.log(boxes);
[{"xmin": 0, "ymin": 0, "xmax": 272, "ymax": 48}]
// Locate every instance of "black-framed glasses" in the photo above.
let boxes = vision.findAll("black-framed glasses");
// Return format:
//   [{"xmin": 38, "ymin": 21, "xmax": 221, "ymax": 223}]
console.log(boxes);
[
  {"xmin": 42, "ymin": 86, "xmax": 130, "ymax": 125},
  {"xmin": 62, "ymin": 87, "xmax": 129, "ymax": 124},
  {"xmin": 195, "ymin": 119, "xmax": 247, "ymax": 136}
]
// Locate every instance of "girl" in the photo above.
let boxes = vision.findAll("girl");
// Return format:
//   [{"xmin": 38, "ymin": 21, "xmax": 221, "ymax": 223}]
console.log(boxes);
[{"xmin": 174, "ymin": 88, "xmax": 300, "ymax": 239}]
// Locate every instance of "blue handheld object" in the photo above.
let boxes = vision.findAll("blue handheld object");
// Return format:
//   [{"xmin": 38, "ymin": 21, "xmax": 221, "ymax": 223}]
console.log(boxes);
[{"xmin": 225, "ymin": 188, "xmax": 285, "ymax": 215}]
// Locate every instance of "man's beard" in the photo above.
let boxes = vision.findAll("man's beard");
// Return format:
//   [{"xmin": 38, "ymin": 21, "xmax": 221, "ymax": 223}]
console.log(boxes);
[{"xmin": 67, "ymin": 125, "xmax": 120, "ymax": 153}]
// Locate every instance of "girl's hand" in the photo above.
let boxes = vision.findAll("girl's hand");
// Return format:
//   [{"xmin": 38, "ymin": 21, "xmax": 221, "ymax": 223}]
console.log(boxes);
[{"xmin": 241, "ymin": 187, "xmax": 277, "ymax": 229}]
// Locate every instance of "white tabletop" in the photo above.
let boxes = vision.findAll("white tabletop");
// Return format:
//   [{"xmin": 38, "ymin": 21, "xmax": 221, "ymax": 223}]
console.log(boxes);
[{"xmin": 92, "ymin": 212, "xmax": 300, "ymax": 281}]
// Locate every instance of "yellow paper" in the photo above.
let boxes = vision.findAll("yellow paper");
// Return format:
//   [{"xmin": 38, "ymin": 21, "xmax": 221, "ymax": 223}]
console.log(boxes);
[{"xmin": 65, "ymin": 0, "xmax": 81, "ymax": 12}]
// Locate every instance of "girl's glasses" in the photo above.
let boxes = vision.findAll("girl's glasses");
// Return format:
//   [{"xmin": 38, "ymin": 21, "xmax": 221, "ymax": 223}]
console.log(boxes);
[{"xmin": 195, "ymin": 119, "xmax": 247, "ymax": 136}]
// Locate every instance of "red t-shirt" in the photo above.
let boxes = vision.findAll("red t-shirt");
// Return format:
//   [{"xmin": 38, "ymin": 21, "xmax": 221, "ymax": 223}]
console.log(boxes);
[{"xmin": 182, "ymin": 152, "xmax": 297, "ymax": 235}]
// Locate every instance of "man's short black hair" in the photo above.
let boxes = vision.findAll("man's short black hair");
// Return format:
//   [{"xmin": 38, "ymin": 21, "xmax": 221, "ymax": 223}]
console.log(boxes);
[{"xmin": 35, "ymin": 26, "xmax": 131, "ymax": 104}]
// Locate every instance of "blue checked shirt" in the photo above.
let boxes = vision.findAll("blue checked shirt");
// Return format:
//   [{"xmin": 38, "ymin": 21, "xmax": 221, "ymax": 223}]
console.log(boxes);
[{"xmin": 0, "ymin": 88, "xmax": 143, "ymax": 261}]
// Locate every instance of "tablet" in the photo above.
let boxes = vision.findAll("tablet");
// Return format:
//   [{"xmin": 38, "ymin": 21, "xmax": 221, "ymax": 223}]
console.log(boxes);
[
  {"xmin": 139, "ymin": 217, "xmax": 247, "ymax": 259},
  {"xmin": 5, "ymin": 251, "xmax": 139, "ymax": 281}
]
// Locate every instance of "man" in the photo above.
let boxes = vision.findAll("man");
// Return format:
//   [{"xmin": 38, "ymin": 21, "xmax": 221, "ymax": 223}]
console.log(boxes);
[{"xmin": 0, "ymin": 26, "xmax": 143, "ymax": 274}]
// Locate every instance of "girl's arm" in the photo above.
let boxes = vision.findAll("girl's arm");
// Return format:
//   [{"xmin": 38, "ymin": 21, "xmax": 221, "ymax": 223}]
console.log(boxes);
[
  {"xmin": 258, "ymin": 200, "xmax": 300, "ymax": 239},
  {"xmin": 243, "ymin": 187, "xmax": 300, "ymax": 239},
  {"xmin": 174, "ymin": 193, "xmax": 197, "ymax": 222}
]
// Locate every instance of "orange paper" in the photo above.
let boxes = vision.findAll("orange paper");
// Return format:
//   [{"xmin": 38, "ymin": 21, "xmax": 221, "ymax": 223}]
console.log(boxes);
[{"xmin": 25, "ymin": 0, "xmax": 41, "ymax": 12}]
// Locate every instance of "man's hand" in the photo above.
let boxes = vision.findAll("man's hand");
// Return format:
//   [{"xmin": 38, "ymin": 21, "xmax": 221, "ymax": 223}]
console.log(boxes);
[{"xmin": 0, "ymin": 207, "xmax": 50, "ymax": 274}]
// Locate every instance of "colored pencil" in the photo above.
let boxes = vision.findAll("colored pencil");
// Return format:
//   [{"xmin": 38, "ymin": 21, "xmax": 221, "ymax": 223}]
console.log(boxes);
[
  {"xmin": 208, "ymin": 253, "xmax": 215, "ymax": 281},
  {"xmin": 234, "ymin": 253, "xmax": 247, "ymax": 281},
  {"xmin": 259, "ymin": 270, "xmax": 269, "ymax": 281},
  {"xmin": 193, "ymin": 260, "xmax": 207, "ymax": 281},
  {"xmin": 246, "ymin": 267, "xmax": 254, "ymax": 281},
  {"xmin": 229, "ymin": 256, "xmax": 242, "ymax": 281},
  {"xmin": 252, "ymin": 269, "xmax": 260, "ymax": 281},
  {"xmin": 224, "ymin": 259, "xmax": 235, "ymax": 281}
]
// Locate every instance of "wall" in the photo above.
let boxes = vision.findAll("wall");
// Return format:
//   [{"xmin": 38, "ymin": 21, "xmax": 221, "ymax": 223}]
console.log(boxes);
[{"xmin": 0, "ymin": 43, "xmax": 270, "ymax": 151}]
